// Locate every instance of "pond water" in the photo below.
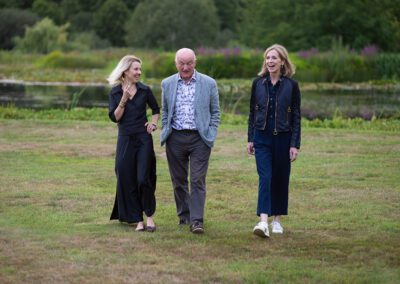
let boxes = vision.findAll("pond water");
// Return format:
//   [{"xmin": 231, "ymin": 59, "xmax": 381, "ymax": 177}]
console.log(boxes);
[{"xmin": 1, "ymin": 82, "xmax": 399, "ymax": 120}]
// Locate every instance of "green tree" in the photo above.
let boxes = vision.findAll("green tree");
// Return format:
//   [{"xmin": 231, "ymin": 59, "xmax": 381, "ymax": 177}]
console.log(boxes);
[
  {"xmin": 213, "ymin": 0, "xmax": 242, "ymax": 32},
  {"xmin": 66, "ymin": 11, "xmax": 94, "ymax": 32},
  {"xmin": 14, "ymin": 17, "xmax": 69, "ymax": 53},
  {"xmin": 60, "ymin": 0, "xmax": 81, "ymax": 22},
  {"xmin": 32, "ymin": 0, "xmax": 62, "ymax": 24},
  {"xmin": 0, "ymin": 0, "xmax": 33, "ymax": 8},
  {"xmin": 60, "ymin": 0, "xmax": 94, "ymax": 32},
  {"xmin": 302, "ymin": 0, "xmax": 400, "ymax": 51},
  {"xmin": 125, "ymin": 0, "xmax": 219, "ymax": 50},
  {"xmin": 239, "ymin": 0, "xmax": 400, "ymax": 52},
  {"xmin": 121, "ymin": 0, "xmax": 140, "ymax": 10},
  {"xmin": 93, "ymin": 0, "xmax": 129, "ymax": 46},
  {"xmin": 213, "ymin": 0, "xmax": 244, "ymax": 45},
  {"xmin": 239, "ymin": 0, "xmax": 308, "ymax": 51},
  {"xmin": 0, "ymin": 8, "xmax": 38, "ymax": 49},
  {"xmin": 80, "ymin": 0, "xmax": 105, "ymax": 12}
]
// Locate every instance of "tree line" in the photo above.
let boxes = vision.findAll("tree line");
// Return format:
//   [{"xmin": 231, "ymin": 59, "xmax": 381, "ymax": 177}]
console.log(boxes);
[{"xmin": 1, "ymin": 0, "xmax": 399, "ymax": 52}]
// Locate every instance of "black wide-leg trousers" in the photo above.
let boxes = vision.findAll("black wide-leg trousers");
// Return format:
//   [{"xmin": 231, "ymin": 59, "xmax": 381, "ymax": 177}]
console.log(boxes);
[{"xmin": 110, "ymin": 133, "xmax": 156, "ymax": 223}]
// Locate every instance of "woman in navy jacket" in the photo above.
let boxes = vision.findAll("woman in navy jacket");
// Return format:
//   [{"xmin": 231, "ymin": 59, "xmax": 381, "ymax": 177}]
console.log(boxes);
[
  {"xmin": 107, "ymin": 55, "xmax": 160, "ymax": 232},
  {"xmin": 247, "ymin": 44, "xmax": 301, "ymax": 238}
]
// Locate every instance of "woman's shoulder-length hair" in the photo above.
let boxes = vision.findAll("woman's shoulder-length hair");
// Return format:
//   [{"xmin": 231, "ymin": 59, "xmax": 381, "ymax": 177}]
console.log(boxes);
[
  {"xmin": 258, "ymin": 44, "xmax": 296, "ymax": 78},
  {"xmin": 107, "ymin": 55, "xmax": 142, "ymax": 86}
]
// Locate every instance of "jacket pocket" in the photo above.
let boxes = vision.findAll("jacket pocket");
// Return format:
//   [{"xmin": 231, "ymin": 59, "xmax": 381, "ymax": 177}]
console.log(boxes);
[
  {"xmin": 254, "ymin": 104, "xmax": 264, "ymax": 125},
  {"xmin": 286, "ymin": 106, "xmax": 291, "ymax": 124}
]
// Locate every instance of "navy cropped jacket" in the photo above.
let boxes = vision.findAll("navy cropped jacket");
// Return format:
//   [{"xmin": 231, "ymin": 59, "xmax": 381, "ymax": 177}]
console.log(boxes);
[{"xmin": 247, "ymin": 76, "xmax": 301, "ymax": 149}]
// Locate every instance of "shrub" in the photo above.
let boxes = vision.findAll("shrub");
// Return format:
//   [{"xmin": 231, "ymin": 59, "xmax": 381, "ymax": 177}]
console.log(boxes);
[
  {"xmin": 14, "ymin": 18, "xmax": 69, "ymax": 54},
  {"xmin": 0, "ymin": 51, "xmax": 40, "ymax": 64},
  {"xmin": 148, "ymin": 50, "xmax": 262, "ymax": 79},
  {"xmin": 294, "ymin": 50, "xmax": 400, "ymax": 83},
  {"xmin": 196, "ymin": 53, "xmax": 261, "ymax": 79},
  {"xmin": 371, "ymin": 54, "xmax": 400, "ymax": 80},
  {"xmin": 312, "ymin": 52, "xmax": 369, "ymax": 82},
  {"xmin": 35, "ymin": 51, "xmax": 107, "ymax": 69},
  {"xmin": 67, "ymin": 32, "xmax": 111, "ymax": 52},
  {"xmin": 146, "ymin": 53, "xmax": 176, "ymax": 78},
  {"xmin": 294, "ymin": 49, "xmax": 381, "ymax": 83}
]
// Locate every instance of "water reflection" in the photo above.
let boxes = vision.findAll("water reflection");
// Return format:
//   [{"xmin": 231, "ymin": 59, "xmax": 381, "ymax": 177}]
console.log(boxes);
[
  {"xmin": 0, "ymin": 83, "xmax": 111, "ymax": 109},
  {"xmin": 301, "ymin": 89, "xmax": 400, "ymax": 120},
  {"xmin": 0, "ymin": 82, "xmax": 399, "ymax": 120}
]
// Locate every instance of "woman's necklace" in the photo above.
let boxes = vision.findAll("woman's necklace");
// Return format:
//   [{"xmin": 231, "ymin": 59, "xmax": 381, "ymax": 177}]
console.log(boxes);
[{"xmin": 128, "ymin": 85, "xmax": 137, "ymax": 100}]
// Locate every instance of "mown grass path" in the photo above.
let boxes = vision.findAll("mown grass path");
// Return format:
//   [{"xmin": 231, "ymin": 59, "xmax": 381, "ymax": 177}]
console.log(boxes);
[{"xmin": 0, "ymin": 120, "xmax": 399, "ymax": 283}]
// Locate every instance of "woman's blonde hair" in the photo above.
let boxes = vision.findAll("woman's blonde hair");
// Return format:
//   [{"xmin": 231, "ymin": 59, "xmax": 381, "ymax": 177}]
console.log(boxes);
[
  {"xmin": 258, "ymin": 44, "xmax": 295, "ymax": 78},
  {"xmin": 107, "ymin": 55, "xmax": 142, "ymax": 86}
]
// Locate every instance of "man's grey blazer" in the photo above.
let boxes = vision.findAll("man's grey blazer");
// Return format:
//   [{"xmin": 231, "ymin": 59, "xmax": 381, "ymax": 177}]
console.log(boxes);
[{"xmin": 160, "ymin": 71, "xmax": 220, "ymax": 148}]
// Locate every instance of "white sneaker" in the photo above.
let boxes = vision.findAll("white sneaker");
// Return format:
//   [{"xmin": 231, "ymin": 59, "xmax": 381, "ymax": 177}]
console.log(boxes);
[
  {"xmin": 271, "ymin": 221, "xmax": 283, "ymax": 234},
  {"xmin": 253, "ymin": 221, "xmax": 270, "ymax": 238}
]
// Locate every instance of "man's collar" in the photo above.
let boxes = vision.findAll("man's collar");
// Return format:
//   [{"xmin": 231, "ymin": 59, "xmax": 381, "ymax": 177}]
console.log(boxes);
[{"xmin": 178, "ymin": 70, "xmax": 197, "ymax": 82}]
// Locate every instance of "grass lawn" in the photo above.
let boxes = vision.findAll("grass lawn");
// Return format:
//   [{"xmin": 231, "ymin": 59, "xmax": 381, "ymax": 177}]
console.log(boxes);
[{"xmin": 0, "ymin": 119, "xmax": 399, "ymax": 283}]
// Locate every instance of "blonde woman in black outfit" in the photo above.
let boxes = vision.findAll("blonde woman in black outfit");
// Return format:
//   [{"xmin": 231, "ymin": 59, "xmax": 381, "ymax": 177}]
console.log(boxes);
[{"xmin": 107, "ymin": 55, "xmax": 160, "ymax": 232}]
